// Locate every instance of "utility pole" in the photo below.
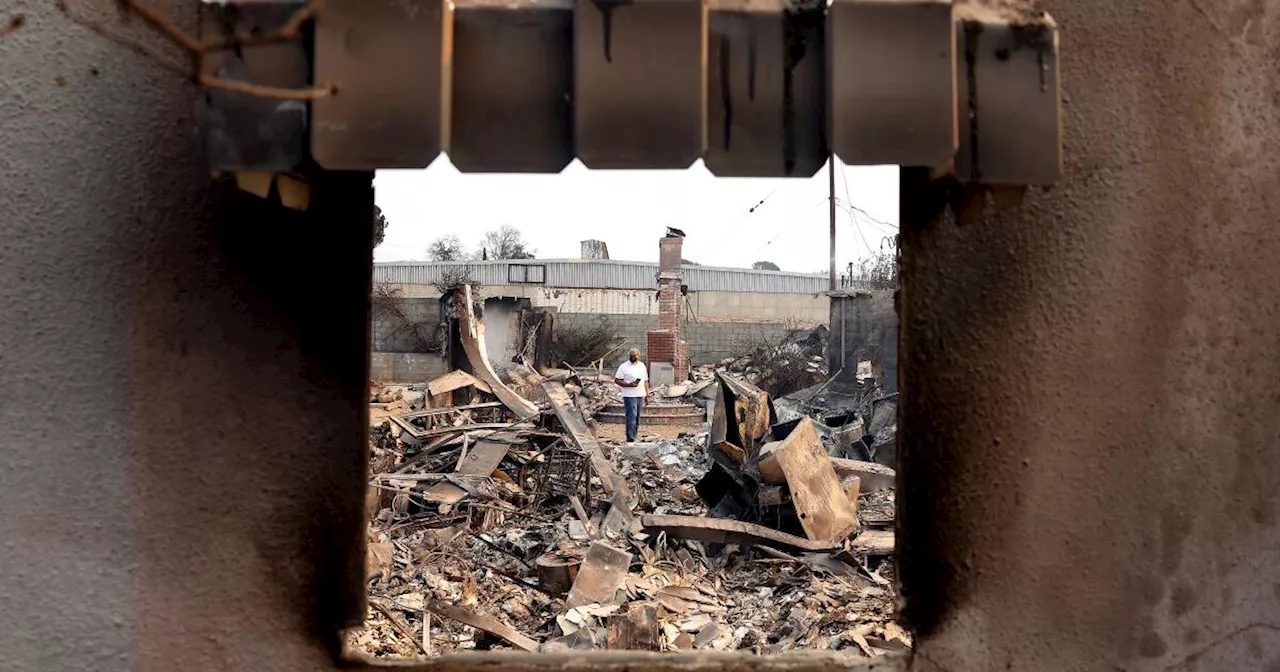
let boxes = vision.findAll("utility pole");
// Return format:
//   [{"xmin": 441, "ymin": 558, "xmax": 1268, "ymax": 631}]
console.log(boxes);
[{"xmin": 829, "ymin": 152, "xmax": 837, "ymax": 292}]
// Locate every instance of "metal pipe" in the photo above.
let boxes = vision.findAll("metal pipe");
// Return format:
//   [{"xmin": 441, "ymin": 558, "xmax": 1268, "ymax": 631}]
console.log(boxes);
[{"xmin": 829, "ymin": 153, "xmax": 837, "ymax": 292}]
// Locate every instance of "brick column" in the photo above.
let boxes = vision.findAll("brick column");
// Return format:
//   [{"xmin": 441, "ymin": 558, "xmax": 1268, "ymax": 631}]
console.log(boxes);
[{"xmin": 647, "ymin": 235, "xmax": 689, "ymax": 382}]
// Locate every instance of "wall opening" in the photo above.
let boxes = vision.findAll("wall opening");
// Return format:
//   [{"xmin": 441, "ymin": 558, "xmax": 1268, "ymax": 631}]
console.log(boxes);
[{"xmin": 355, "ymin": 160, "xmax": 905, "ymax": 662}]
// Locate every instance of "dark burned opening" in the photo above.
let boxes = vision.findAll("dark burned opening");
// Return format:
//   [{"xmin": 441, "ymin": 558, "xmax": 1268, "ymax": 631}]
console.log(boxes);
[{"xmin": 360, "ymin": 205, "xmax": 903, "ymax": 662}]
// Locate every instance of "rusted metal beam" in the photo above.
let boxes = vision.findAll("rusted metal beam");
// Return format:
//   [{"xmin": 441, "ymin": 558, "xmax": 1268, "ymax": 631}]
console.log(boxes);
[{"xmin": 638, "ymin": 514, "xmax": 841, "ymax": 553}]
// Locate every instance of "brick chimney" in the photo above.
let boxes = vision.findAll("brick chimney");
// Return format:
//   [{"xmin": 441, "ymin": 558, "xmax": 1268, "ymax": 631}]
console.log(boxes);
[
  {"xmin": 647, "ymin": 234, "xmax": 689, "ymax": 384},
  {"xmin": 658, "ymin": 235, "xmax": 683, "ymax": 272}
]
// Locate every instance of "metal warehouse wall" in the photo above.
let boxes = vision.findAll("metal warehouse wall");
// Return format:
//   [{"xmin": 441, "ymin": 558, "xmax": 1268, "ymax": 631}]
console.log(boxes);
[{"xmin": 375, "ymin": 260, "xmax": 845, "ymax": 295}]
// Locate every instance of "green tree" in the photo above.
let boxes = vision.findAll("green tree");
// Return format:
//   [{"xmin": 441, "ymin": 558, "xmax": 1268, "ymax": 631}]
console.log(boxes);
[
  {"xmin": 373, "ymin": 205, "xmax": 389, "ymax": 248},
  {"xmin": 752, "ymin": 260, "xmax": 781, "ymax": 271}
]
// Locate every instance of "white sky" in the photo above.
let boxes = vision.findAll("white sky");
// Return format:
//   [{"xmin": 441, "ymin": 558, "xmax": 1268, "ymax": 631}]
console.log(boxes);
[{"xmin": 373, "ymin": 158, "xmax": 899, "ymax": 274}]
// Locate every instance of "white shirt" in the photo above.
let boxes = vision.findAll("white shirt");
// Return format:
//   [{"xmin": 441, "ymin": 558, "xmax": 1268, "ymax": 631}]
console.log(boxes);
[{"xmin": 615, "ymin": 360, "xmax": 648, "ymax": 398}]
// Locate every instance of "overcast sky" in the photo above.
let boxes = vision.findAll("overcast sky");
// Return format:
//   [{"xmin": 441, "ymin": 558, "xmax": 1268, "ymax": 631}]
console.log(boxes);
[{"xmin": 373, "ymin": 158, "xmax": 899, "ymax": 274}]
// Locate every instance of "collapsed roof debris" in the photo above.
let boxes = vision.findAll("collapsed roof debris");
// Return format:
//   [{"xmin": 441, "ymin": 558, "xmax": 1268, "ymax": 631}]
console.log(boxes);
[{"xmin": 352, "ymin": 286, "xmax": 905, "ymax": 661}]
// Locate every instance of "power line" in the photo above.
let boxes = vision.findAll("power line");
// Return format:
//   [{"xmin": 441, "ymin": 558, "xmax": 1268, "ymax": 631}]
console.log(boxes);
[
  {"xmin": 836, "ymin": 161, "xmax": 899, "ymax": 230},
  {"xmin": 750, "ymin": 196, "xmax": 837, "ymax": 257},
  {"xmin": 699, "ymin": 185, "xmax": 782, "ymax": 258},
  {"xmin": 838, "ymin": 161, "xmax": 875, "ymax": 257},
  {"xmin": 847, "ymin": 203, "xmax": 898, "ymax": 231}
]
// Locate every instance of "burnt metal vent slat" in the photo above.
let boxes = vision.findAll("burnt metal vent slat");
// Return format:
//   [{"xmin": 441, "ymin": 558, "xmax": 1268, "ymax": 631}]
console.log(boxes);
[{"xmin": 199, "ymin": 0, "xmax": 1060, "ymax": 185}]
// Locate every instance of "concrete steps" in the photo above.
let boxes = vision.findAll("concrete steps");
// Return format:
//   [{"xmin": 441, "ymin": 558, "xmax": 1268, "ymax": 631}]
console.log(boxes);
[{"xmin": 597, "ymin": 402, "xmax": 704, "ymax": 426}]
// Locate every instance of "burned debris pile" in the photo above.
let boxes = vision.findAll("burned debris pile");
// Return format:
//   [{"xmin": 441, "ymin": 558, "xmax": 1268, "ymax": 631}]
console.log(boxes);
[{"xmin": 353, "ymin": 287, "xmax": 905, "ymax": 661}]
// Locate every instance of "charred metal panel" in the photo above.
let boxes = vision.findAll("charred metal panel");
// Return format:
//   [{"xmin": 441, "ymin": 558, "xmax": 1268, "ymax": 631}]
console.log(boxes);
[
  {"xmin": 312, "ymin": 0, "xmax": 449, "ymax": 169},
  {"xmin": 450, "ymin": 1, "xmax": 575, "ymax": 173},
  {"xmin": 198, "ymin": 4, "xmax": 308, "ymax": 171},
  {"xmin": 954, "ymin": 7, "xmax": 1060, "ymax": 184},
  {"xmin": 829, "ymin": 0, "xmax": 955, "ymax": 167},
  {"xmin": 575, "ymin": 0, "xmax": 706, "ymax": 169},
  {"xmin": 705, "ymin": 1, "xmax": 826, "ymax": 177}
]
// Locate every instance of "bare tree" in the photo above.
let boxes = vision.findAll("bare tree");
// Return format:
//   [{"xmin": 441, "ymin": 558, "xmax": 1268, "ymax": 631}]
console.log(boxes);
[
  {"xmin": 752, "ymin": 260, "xmax": 780, "ymax": 271},
  {"xmin": 371, "ymin": 282, "xmax": 439, "ymax": 352},
  {"xmin": 551, "ymin": 315, "xmax": 625, "ymax": 367},
  {"xmin": 733, "ymin": 319, "xmax": 829, "ymax": 398},
  {"xmin": 477, "ymin": 225, "xmax": 535, "ymax": 260},
  {"xmin": 431, "ymin": 265, "xmax": 481, "ymax": 295},
  {"xmin": 851, "ymin": 237, "xmax": 898, "ymax": 290},
  {"xmin": 427, "ymin": 234, "xmax": 466, "ymax": 261}
]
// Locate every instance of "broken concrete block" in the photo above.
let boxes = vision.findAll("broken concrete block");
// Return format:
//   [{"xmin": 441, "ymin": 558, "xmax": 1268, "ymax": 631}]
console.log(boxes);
[{"xmin": 650, "ymin": 362, "xmax": 676, "ymax": 388}]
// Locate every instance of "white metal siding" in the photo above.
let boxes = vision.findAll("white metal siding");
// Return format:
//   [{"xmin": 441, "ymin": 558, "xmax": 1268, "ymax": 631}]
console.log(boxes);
[{"xmin": 374, "ymin": 260, "xmax": 859, "ymax": 294}]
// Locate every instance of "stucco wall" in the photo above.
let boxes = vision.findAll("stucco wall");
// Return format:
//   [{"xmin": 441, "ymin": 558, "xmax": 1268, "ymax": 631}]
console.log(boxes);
[
  {"xmin": 899, "ymin": 1, "xmax": 1280, "ymax": 670},
  {"xmin": 1, "ymin": 3, "xmax": 370, "ymax": 669},
  {"xmin": 6, "ymin": 0, "xmax": 1279, "ymax": 670}
]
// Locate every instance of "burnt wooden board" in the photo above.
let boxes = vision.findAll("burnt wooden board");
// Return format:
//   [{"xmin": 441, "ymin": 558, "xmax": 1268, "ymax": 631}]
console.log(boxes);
[
  {"xmin": 638, "ymin": 514, "xmax": 840, "ymax": 553},
  {"xmin": 851, "ymin": 529, "xmax": 895, "ymax": 556},
  {"xmin": 757, "ymin": 417, "xmax": 858, "ymax": 542},
  {"xmin": 829, "ymin": 457, "xmax": 897, "ymax": 493},
  {"xmin": 542, "ymin": 380, "xmax": 624, "ymax": 496},
  {"xmin": 427, "ymin": 370, "xmax": 493, "ymax": 396}
]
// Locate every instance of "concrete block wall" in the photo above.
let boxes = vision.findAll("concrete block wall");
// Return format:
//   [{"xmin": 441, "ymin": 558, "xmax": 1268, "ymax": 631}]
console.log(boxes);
[
  {"xmin": 369, "ymin": 352, "xmax": 451, "ymax": 383},
  {"xmin": 684, "ymin": 321, "xmax": 795, "ymax": 364},
  {"xmin": 372, "ymin": 298, "xmax": 830, "ymax": 368},
  {"xmin": 372, "ymin": 298, "xmax": 441, "ymax": 352},
  {"xmin": 579, "ymin": 316, "xmax": 796, "ymax": 367}
]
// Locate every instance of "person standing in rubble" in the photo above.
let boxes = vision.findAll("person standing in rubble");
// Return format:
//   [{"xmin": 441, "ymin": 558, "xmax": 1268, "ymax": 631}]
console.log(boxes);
[{"xmin": 614, "ymin": 348, "xmax": 649, "ymax": 443}]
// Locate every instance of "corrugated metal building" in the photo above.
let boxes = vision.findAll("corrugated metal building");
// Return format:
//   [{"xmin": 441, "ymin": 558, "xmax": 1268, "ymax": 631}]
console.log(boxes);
[
  {"xmin": 374, "ymin": 259, "xmax": 863, "ymax": 295},
  {"xmin": 371, "ymin": 259, "xmax": 872, "ymax": 369}
]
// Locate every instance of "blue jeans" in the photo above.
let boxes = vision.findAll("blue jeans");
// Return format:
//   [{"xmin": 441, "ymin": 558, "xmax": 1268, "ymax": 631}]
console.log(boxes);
[{"xmin": 623, "ymin": 397, "xmax": 642, "ymax": 442}]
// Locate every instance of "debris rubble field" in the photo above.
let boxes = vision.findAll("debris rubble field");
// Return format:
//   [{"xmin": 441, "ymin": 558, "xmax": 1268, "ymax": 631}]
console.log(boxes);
[{"xmin": 353, "ymin": 286, "xmax": 903, "ymax": 660}]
